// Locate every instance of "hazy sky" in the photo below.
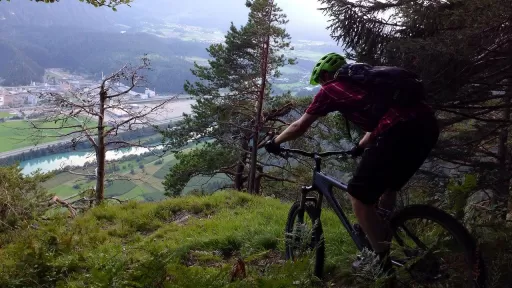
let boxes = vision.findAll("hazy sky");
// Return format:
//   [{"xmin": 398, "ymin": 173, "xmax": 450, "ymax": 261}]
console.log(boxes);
[
  {"xmin": 126, "ymin": 0, "xmax": 336, "ymax": 42},
  {"xmin": 110, "ymin": 0, "xmax": 338, "ymax": 43},
  {"xmin": 274, "ymin": 0, "xmax": 334, "ymax": 42},
  {"xmin": 276, "ymin": 0, "xmax": 329, "ymax": 27}
]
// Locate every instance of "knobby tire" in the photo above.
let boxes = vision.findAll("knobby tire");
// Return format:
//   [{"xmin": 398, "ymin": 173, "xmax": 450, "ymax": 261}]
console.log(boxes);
[
  {"xmin": 285, "ymin": 200, "xmax": 325, "ymax": 279},
  {"xmin": 389, "ymin": 204, "xmax": 486, "ymax": 288}
]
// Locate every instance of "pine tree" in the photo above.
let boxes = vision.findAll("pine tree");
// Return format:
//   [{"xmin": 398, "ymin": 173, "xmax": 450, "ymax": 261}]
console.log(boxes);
[
  {"xmin": 161, "ymin": 0, "xmax": 296, "ymax": 195},
  {"xmin": 320, "ymin": 0, "xmax": 512, "ymax": 219}
]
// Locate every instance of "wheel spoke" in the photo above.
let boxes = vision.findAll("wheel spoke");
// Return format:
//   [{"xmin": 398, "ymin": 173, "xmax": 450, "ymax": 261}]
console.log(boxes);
[{"xmin": 389, "ymin": 211, "xmax": 477, "ymax": 287}]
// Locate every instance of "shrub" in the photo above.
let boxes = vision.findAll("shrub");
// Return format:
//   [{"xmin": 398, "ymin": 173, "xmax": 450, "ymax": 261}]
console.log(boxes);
[{"xmin": 0, "ymin": 165, "xmax": 51, "ymax": 233}]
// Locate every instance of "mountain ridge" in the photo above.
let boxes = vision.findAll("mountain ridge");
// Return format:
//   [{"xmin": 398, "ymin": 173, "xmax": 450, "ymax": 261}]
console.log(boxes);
[{"xmin": 0, "ymin": 1, "xmax": 339, "ymax": 93}]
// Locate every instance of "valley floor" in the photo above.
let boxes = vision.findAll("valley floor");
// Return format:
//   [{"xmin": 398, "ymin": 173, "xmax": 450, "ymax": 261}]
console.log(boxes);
[{"xmin": 43, "ymin": 142, "xmax": 230, "ymax": 202}]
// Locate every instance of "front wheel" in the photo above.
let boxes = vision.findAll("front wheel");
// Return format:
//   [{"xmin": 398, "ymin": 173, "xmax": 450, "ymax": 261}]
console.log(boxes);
[
  {"xmin": 389, "ymin": 204, "xmax": 486, "ymax": 287},
  {"xmin": 285, "ymin": 200, "xmax": 325, "ymax": 279}
]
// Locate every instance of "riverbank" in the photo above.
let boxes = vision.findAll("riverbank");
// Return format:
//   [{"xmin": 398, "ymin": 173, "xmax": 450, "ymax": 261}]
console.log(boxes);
[
  {"xmin": 39, "ymin": 140, "xmax": 231, "ymax": 202},
  {"xmin": 0, "ymin": 98, "xmax": 195, "ymax": 158},
  {"xmin": 0, "ymin": 123, "xmax": 169, "ymax": 168}
]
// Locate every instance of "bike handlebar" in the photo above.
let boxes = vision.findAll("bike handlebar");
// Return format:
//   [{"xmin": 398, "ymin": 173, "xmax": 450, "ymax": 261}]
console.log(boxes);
[{"xmin": 279, "ymin": 147, "xmax": 352, "ymax": 158}]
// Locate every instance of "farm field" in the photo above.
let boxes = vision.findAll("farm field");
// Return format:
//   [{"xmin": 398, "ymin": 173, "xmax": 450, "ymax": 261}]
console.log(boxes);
[
  {"xmin": 0, "ymin": 119, "xmax": 96, "ymax": 153},
  {"xmin": 43, "ymin": 141, "xmax": 231, "ymax": 202},
  {"xmin": 0, "ymin": 112, "xmax": 15, "ymax": 118}
]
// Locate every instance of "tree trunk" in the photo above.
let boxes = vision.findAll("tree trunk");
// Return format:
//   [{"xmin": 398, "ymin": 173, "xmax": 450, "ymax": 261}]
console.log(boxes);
[
  {"xmin": 95, "ymin": 142, "xmax": 105, "ymax": 203},
  {"xmin": 497, "ymin": 93, "xmax": 511, "ymax": 220},
  {"xmin": 248, "ymin": 1, "xmax": 273, "ymax": 194},
  {"xmin": 95, "ymin": 90, "xmax": 107, "ymax": 204},
  {"xmin": 235, "ymin": 137, "xmax": 248, "ymax": 191},
  {"xmin": 254, "ymin": 165, "xmax": 263, "ymax": 195}
]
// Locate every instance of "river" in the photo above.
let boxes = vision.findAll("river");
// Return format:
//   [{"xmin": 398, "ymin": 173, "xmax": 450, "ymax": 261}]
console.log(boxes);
[
  {"xmin": 16, "ymin": 99, "xmax": 196, "ymax": 175},
  {"xmin": 20, "ymin": 146, "xmax": 163, "ymax": 175}
]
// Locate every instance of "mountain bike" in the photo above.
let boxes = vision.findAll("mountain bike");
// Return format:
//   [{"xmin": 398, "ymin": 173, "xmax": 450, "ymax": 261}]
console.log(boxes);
[{"xmin": 280, "ymin": 147, "xmax": 486, "ymax": 287}]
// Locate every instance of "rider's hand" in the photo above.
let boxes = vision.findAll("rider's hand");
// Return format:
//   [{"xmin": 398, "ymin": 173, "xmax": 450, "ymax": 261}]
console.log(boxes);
[
  {"xmin": 264, "ymin": 138, "xmax": 281, "ymax": 155},
  {"xmin": 349, "ymin": 144, "xmax": 365, "ymax": 158}
]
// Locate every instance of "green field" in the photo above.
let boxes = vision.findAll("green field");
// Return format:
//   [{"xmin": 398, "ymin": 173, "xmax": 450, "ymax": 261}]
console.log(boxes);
[
  {"xmin": 48, "ymin": 185, "xmax": 79, "ymax": 199},
  {"xmin": 0, "ymin": 119, "xmax": 96, "ymax": 153},
  {"xmin": 0, "ymin": 112, "xmax": 14, "ymax": 118},
  {"xmin": 43, "ymin": 172, "xmax": 81, "ymax": 190},
  {"xmin": 105, "ymin": 180, "xmax": 137, "ymax": 197},
  {"xmin": 182, "ymin": 174, "xmax": 232, "ymax": 194},
  {"xmin": 153, "ymin": 157, "xmax": 178, "ymax": 179}
]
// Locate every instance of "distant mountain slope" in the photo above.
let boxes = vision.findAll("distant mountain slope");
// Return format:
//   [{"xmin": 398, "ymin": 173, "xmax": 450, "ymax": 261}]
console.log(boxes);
[
  {"xmin": 0, "ymin": 1, "xmax": 113, "ymax": 29},
  {"xmin": 0, "ymin": 1, "xmax": 211, "ymax": 92},
  {"xmin": 0, "ymin": 24, "xmax": 210, "ymax": 92},
  {"xmin": 0, "ymin": 1, "xmax": 339, "ymax": 93},
  {"xmin": 0, "ymin": 41, "xmax": 44, "ymax": 86}
]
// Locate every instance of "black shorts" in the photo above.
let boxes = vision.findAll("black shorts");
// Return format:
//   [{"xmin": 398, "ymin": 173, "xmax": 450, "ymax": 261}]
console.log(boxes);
[{"xmin": 347, "ymin": 114, "xmax": 439, "ymax": 205}]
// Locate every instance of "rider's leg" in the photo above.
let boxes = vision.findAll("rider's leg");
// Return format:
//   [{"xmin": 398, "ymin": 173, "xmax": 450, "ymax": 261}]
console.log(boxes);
[
  {"xmin": 349, "ymin": 115, "xmax": 439, "ymax": 275},
  {"xmin": 379, "ymin": 189, "xmax": 397, "ymax": 213},
  {"xmin": 350, "ymin": 195, "xmax": 390, "ymax": 253}
]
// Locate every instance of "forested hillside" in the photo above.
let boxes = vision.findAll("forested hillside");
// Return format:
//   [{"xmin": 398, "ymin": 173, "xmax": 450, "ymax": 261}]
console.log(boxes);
[
  {"xmin": 0, "ymin": 1, "xmax": 210, "ymax": 91},
  {"xmin": 0, "ymin": 40, "xmax": 44, "ymax": 85},
  {"xmin": 0, "ymin": 25, "xmax": 208, "ymax": 92},
  {"xmin": 0, "ymin": 0, "xmax": 337, "ymax": 93}
]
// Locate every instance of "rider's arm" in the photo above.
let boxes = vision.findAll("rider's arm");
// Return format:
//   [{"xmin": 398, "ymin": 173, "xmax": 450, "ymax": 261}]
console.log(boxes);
[
  {"xmin": 275, "ymin": 82, "xmax": 366, "ymax": 145},
  {"xmin": 359, "ymin": 132, "xmax": 373, "ymax": 148},
  {"xmin": 274, "ymin": 113, "xmax": 319, "ymax": 144}
]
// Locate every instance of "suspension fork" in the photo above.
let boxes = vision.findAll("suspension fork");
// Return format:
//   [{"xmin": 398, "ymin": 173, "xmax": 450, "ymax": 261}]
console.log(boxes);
[{"xmin": 298, "ymin": 185, "xmax": 322, "ymax": 223}]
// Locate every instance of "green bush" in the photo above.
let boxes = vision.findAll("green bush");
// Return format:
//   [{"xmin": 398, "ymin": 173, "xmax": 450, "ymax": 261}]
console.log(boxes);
[{"xmin": 0, "ymin": 165, "xmax": 51, "ymax": 234}]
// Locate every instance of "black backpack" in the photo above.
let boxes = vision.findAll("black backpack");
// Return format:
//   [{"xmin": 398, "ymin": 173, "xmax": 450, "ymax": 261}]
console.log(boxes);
[{"xmin": 334, "ymin": 63, "xmax": 426, "ymax": 139}]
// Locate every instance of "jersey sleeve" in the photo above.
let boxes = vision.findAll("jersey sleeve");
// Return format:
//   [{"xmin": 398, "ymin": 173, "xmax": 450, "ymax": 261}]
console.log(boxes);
[
  {"xmin": 305, "ymin": 87, "xmax": 337, "ymax": 116},
  {"xmin": 305, "ymin": 81, "xmax": 367, "ymax": 116}
]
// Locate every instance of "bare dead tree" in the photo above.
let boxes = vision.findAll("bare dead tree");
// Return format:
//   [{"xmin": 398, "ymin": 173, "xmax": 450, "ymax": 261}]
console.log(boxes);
[{"xmin": 27, "ymin": 57, "xmax": 177, "ymax": 204}]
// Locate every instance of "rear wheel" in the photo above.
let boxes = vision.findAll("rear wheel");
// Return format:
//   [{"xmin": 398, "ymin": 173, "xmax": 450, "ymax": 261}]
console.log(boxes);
[
  {"xmin": 285, "ymin": 200, "xmax": 325, "ymax": 279},
  {"xmin": 389, "ymin": 205, "xmax": 486, "ymax": 287}
]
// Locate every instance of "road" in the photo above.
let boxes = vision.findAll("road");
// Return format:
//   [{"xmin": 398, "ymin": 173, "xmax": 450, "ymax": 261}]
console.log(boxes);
[
  {"xmin": 0, "ymin": 116, "xmax": 184, "ymax": 159},
  {"xmin": 1, "ymin": 96, "xmax": 195, "ymax": 115}
]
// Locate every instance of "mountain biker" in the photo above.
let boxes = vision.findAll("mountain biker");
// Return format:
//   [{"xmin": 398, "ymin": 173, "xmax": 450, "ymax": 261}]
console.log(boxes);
[{"xmin": 264, "ymin": 52, "xmax": 439, "ymax": 274}]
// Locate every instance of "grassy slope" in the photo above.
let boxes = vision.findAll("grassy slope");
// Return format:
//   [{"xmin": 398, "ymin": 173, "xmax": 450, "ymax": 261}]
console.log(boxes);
[{"xmin": 0, "ymin": 191, "xmax": 361, "ymax": 288}]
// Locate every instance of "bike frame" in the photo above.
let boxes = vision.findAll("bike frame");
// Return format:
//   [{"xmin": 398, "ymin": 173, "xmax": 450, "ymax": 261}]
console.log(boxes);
[
  {"xmin": 281, "ymin": 147, "xmax": 481, "ymax": 285},
  {"xmin": 283, "ymin": 148, "xmax": 387, "ymax": 252}
]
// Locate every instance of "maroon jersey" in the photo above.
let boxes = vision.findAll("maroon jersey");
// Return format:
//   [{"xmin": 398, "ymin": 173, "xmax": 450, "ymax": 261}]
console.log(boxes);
[{"xmin": 305, "ymin": 80, "xmax": 434, "ymax": 139}]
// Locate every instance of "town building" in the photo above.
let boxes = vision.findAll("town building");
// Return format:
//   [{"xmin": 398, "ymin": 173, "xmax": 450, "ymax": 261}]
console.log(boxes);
[{"xmin": 145, "ymin": 88, "xmax": 156, "ymax": 98}]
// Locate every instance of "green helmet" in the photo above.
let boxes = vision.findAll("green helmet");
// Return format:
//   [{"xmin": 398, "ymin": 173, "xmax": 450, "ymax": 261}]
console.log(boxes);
[{"xmin": 309, "ymin": 52, "xmax": 347, "ymax": 85}]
